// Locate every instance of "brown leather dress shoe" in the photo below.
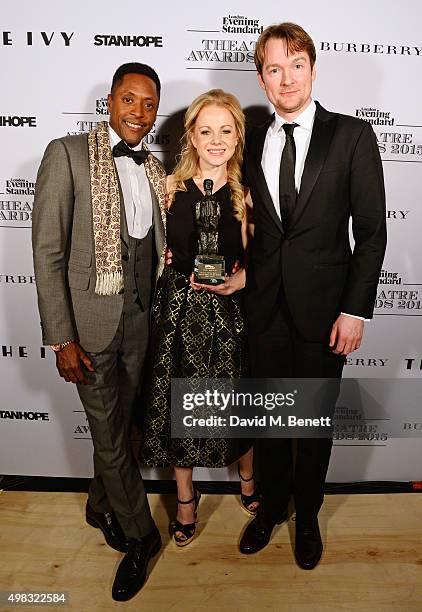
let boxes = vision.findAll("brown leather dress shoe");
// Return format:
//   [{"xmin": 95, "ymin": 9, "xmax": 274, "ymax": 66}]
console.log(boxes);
[
  {"xmin": 85, "ymin": 501, "xmax": 129, "ymax": 553},
  {"xmin": 239, "ymin": 510, "xmax": 288, "ymax": 554},
  {"xmin": 112, "ymin": 526, "xmax": 162, "ymax": 601},
  {"xmin": 294, "ymin": 517, "xmax": 323, "ymax": 569}
]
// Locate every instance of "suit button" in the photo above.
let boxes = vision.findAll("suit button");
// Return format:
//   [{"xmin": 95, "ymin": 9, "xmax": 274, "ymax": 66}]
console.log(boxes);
[
  {"xmin": 133, "ymin": 289, "xmax": 137, "ymax": 294},
  {"xmin": 136, "ymin": 273, "xmax": 139, "ymax": 278},
  {"xmin": 122, "ymin": 253, "xmax": 129, "ymax": 261},
  {"xmin": 284, "ymin": 240, "xmax": 290, "ymax": 247}
]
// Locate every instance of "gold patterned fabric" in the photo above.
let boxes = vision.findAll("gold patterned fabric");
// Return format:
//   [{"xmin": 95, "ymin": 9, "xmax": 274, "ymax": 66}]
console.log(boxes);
[{"xmin": 139, "ymin": 266, "xmax": 250, "ymax": 467}]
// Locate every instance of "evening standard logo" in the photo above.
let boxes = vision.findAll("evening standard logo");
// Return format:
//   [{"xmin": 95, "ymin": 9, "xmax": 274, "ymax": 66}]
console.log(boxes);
[
  {"xmin": 96, "ymin": 97, "xmax": 108, "ymax": 116},
  {"xmin": 356, "ymin": 107, "xmax": 394, "ymax": 126},
  {"xmin": 379, "ymin": 269, "xmax": 402, "ymax": 285},
  {"xmin": 0, "ymin": 410, "xmax": 49, "ymax": 421},
  {"xmin": 93, "ymin": 34, "xmax": 163, "ymax": 47},
  {"xmin": 0, "ymin": 172, "xmax": 34, "ymax": 226},
  {"xmin": 221, "ymin": 14, "xmax": 263, "ymax": 35},
  {"xmin": 375, "ymin": 270, "xmax": 422, "ymax": 314},
  {"xmin": 0, "ymin": 177, "xmax": 33, "ymax": 226},
  {"xmin": 333, "ymin": 406, "xmax": 388, "ymax": 442},
  {"xmin": 355, "ymin": 110, "xmax": 422, "ymax": 160},
  {"xmin": 186, "ymin": 15, "xmax": 261, "ymax": 67},
  {"xmin": 3, "ymin": 177, "xmax": 35, "ymax": 196},
  {"xmin": 319, "ymin": 41, "xmax": 422, "ymax": 56}
]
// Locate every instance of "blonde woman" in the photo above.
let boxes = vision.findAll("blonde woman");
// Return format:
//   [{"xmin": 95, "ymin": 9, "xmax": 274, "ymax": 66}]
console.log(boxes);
[{"xmin": 140, "ymin": 89, "xmax": 259, "ymax": 545}]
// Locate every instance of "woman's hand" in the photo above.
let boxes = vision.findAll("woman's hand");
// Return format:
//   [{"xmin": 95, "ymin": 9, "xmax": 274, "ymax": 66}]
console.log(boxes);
[{"xmin": 189, "ymin": 268, "xmax": 246, "ymax": 296}]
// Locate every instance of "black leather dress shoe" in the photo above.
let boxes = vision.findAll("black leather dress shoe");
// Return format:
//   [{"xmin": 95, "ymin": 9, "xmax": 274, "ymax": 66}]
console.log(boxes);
[
  {"xmin": 85, "ymin": 501, "xmax": 129, "ymax": 553},
  {"xmin": 294, "ymin": 518, "xmax": 323, "ymax": 570},
  {"xmin": 112, "ymin": 526, "xmax": 162, "ymax": 601},
  {"xmin": 239, "ymin": 510, "xmax": 288, "ymax": 554}
]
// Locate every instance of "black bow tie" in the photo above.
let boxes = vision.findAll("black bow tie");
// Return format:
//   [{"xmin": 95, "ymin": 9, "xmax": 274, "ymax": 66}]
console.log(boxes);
[{"xmin": 112, "ymin": 140, "xmax": 149, "ymax": 165}]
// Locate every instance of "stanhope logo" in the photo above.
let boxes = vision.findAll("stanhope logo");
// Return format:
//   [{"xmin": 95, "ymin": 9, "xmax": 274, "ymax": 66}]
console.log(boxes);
[
  {"xmin": 94, "ymin": 34, "xmax": 163, "ymax": 47},
  {"xmin": 0, "ymin": 116, "xmax": 36, "ymax": 127},
  {"xmin": 0, "ymin": 410, "xmax": 49, "ymax": 421}
]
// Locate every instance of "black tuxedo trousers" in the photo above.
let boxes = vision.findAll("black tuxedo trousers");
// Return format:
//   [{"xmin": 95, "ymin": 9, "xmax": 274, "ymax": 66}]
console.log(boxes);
[{"xmin": 249, "ymin": 300, "xmax": 345, "ymax": 521}]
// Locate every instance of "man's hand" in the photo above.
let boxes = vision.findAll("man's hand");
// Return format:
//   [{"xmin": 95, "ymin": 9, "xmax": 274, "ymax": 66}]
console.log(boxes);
[
  {"xmin": 329, "ymin": 314, "xmax": 364, "ymax": 356},
  {"xmin": 56, "ymin": 342, "xmax": 94, "ymax": 384}
]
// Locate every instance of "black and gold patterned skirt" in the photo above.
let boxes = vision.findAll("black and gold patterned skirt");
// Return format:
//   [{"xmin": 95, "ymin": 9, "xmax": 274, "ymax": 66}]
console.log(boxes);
[{"xmin": 139, "ymin": 266, "xmax": 250, "ymax": 468}]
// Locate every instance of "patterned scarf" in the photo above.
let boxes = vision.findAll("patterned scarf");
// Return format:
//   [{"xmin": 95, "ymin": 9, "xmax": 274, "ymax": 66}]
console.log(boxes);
[{"xmin": 88, "ymin": 121, "xmax": 167, "ymax": 295}]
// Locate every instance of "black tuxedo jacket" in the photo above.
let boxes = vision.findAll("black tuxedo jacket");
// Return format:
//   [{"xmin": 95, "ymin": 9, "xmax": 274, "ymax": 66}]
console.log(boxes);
[{"xmin": 244, "ymin": 101, "xmax": 387, "ymax": 341}]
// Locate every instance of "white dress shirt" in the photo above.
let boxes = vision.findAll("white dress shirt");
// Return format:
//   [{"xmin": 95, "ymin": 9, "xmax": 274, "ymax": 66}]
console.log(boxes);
[
  {"xmin": 108, "ymin": 125, "xmax": 153, "ymax": 239},
  {"xmin": 262, "ymin": 100, "xmax": 316, "ymax": 219},
  {"xmin": 261, "ymin": 100, "xmax": 366, "ymax": 322}
]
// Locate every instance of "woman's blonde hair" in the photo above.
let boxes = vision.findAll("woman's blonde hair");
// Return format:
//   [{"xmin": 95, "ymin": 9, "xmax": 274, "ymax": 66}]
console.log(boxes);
[{"xmin": 170, "ymin": 89, "xmax": 245, "ymax": 221}]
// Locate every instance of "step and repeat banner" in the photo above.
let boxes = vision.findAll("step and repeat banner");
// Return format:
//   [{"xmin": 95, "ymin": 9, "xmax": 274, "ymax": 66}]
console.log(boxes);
[{"xmin": 1, "ymin": 0, "xmax": 421, "ymax": 482}]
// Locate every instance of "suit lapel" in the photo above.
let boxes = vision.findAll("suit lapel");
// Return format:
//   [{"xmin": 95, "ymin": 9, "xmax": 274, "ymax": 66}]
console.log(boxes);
[
  {"xmin": 249, "ymin": 116, "xmax": 284, "ymax": 233},
  {"xmin": 144, "ymin": 151, "xmax": 167, "ymax": 274},
  {"xmin": 289, "ymin": 103, "xmax": 338, "ymax": 228},
  {"xmin": 116, "ymin": 173, "xmax": 130, "ymax": 248}
]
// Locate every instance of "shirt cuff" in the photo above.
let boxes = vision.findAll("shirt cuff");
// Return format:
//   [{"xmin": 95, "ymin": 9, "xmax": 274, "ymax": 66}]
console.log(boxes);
[{"xmin": 341, "ymin": 312, "xmax": 371, "ymax": 322}]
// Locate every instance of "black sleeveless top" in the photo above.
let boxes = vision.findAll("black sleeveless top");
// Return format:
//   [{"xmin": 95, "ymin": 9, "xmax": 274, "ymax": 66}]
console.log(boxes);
[{"xmin": 167, "ymin": 178, "xmax": 243, "ymax": 276}]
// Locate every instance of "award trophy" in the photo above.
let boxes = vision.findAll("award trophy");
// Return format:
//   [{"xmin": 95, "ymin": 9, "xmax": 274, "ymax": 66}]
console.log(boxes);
[{"xmin": 194, "ymin": 179, "xmax": 225, "ymax": 285}]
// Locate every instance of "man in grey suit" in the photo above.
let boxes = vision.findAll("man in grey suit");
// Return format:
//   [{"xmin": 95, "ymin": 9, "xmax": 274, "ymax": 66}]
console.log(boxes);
[{"xmin": 32, "ymin": 63, "xmax": 166, "ymax": 602}]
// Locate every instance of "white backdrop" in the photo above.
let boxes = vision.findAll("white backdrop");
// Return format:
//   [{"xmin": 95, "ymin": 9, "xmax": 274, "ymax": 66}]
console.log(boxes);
[{"xmin": 1, "ymin": 0, "xmax": 421, "ymax": 482}]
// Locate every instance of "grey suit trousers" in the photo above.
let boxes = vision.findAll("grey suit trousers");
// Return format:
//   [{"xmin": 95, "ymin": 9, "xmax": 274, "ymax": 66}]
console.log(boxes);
[{"xmin": 76, "ymin": 233, "xmax": 155, "ymax": 540}]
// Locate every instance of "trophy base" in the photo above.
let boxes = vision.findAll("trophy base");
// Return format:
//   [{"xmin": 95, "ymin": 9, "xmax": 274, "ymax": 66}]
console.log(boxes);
[{"xmin": 194, "ymin": 255, "xmax": 225, "ymax": 285}]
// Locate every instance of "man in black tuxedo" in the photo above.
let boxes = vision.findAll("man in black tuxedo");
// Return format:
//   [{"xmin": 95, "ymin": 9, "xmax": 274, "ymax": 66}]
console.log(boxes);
[{"xmin": 239, "ymin": 23, "xmax": 386, "ymax": 568}]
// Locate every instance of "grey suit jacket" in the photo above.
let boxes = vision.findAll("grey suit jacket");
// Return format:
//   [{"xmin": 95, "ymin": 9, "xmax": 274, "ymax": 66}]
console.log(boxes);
[{"xmin": 32, "ymin": 133, "xmax": 166, "ymax": 352}]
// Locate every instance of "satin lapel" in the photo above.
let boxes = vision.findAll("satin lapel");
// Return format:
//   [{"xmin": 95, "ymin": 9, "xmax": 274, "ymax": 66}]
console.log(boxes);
[
  {"xmin": 249, "ymin": 119, "xmax": 284, "ymax": 233},
  {"xmin": 289, "ymin": 111, "xmax": 338, "ymax": 228}
]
